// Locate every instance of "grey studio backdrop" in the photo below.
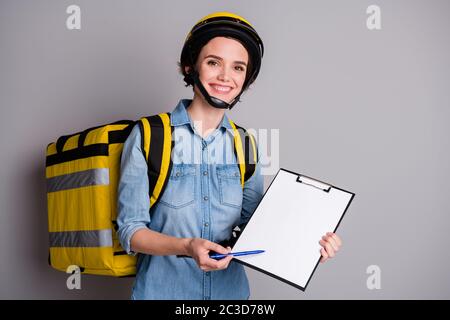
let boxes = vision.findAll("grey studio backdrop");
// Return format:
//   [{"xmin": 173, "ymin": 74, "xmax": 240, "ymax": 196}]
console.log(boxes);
[{"xmin": 0, "ymin": 0, "xmax": 449, "ymax": 299}]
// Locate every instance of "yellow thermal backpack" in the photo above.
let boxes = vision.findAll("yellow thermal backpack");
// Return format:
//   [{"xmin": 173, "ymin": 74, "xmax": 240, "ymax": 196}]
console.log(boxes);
[{"xmin": 45, "ymin": 113, "xmax": 258, "ymax": 276}]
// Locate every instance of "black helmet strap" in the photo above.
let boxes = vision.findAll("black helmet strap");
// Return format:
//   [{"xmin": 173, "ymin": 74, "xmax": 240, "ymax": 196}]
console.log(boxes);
[{"xmin": 188, "ymin": 70, "xmax": 243, "ymax": 110}]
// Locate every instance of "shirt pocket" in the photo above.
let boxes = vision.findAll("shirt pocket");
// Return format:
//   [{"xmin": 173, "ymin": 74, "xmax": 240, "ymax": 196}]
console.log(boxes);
[
  {"xmin": 216, "ymin": 165, "xmax": 243, "ymax": 208},
  {"xmin": 158, "ymin": 164, "xmax": 196, "ymax": 209}
]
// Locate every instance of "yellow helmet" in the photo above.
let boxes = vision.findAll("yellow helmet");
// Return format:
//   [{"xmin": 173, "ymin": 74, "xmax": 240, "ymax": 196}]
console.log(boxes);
[{"xmin": 180, "ymin": 12, "xmax": 264, "ymax": 109}]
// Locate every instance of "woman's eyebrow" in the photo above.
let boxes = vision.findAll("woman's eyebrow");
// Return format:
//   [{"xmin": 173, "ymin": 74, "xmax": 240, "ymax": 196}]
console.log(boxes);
[{"xmin": 204, "ymin": 54, "xmax": 247, "ymax": 66}]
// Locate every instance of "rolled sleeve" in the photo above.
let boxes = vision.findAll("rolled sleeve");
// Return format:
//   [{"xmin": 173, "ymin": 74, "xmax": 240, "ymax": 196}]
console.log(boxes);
[{"xmin": 117, "ymin": 124, "xmax": 151, "ymax": 255}]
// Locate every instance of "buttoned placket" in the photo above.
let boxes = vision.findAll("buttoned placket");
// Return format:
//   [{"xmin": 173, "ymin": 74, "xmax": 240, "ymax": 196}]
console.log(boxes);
[
  {"xmin": 201, "ymin": 136, "xmax": 211, "ymax": 300},
  {"xmin": 191, "ymin": 123, "xmax": 224, "ymax": 300}
]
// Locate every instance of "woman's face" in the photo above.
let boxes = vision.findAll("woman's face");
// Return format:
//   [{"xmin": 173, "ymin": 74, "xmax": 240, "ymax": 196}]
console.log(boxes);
[{"xmin": 190, "ymin": 36, "xmax": 249, "ymax": 104}]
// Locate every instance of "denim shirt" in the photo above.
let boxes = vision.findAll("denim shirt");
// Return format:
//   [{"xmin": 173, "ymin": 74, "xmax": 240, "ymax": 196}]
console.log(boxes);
[{"xmin": 117, "ymin": 99, "xmax": 264, "ymax": 300}]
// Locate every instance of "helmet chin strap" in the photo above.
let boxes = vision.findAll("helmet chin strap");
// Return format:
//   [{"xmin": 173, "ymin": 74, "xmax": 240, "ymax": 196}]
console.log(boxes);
[{"xmin": 190, "ymin": 70, "xmax": 243, "ymax": 110}]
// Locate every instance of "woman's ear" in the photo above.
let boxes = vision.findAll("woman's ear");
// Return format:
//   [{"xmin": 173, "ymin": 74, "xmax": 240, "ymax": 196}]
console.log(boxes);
[{"xmin": 184, "ymin": 66, "xmax": 191, "ymax": 74}]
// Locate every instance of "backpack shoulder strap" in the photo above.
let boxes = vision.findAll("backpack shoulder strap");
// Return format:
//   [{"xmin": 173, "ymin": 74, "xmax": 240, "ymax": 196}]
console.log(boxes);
[
  {"xmin": 138, "ymin": 112, "xmax": 173, "ymax": 207},
  {"xmin": 228, "ymin": 119, "xmax": 258, "ymax": 187}
]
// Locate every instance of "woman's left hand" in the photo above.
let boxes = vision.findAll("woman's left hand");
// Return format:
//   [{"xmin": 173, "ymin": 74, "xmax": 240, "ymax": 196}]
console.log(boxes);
[{"xmin": 319, "ymin": 232, "xmax": 342, "ymax": 263}]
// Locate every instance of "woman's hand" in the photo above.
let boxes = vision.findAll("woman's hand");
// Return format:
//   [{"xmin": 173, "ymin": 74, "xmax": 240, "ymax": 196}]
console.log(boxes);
[
  {"xmin": 319, "ymin": 232, "xmax": 342, "ymax": 263},
  {"xmin": 186, "ymin": 238, "xmax": 233, "ymax": 272}
]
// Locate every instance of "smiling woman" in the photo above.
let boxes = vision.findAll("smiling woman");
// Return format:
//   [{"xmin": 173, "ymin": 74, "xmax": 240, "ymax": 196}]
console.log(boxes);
[
  {"xmin": 179, "ymin": 12, "xmax": 263, "ymax": 110},
  {"xmin": 116, "ymin": 11, "xmax": 341, "ymax": 301},
  {"xmin": 192, "ymin": 37, "xmax": 248, "ymax": 105},
  {"xmin": 116, "ymin": 12, "xmax": 266, "ymax": 300}
]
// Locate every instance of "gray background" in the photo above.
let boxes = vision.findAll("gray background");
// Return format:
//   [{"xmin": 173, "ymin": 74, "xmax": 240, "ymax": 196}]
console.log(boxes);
[{"xmin": 1, "ymin": 0, "xmax": 449, "ymax": 299}]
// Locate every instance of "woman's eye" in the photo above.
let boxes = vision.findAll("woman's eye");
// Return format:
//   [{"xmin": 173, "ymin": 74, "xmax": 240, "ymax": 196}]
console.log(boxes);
[
  {"xmin": 207, "ymin": 60, "xmax": 218, "ymax": 66},
  {"xmin": 235, "ymin": 66, "xmax": 245, "ymax": 72}
]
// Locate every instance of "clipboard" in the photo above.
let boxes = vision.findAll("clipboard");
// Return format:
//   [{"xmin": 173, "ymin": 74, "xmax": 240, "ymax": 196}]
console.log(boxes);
[{"xmin": 231, "ymin": 168, "xmax": 355, "ymax": 291}]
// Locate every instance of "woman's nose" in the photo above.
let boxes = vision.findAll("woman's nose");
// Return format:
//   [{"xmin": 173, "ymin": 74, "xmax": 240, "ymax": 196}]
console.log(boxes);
[{"xmin": 217, "ymin": 66, "xmax": 231, "ymax": 82}]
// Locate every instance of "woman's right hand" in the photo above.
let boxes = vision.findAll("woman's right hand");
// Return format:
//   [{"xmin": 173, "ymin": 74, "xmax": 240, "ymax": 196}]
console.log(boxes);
[{"xmin": 186, "ymin": 238, "xmax": 233, "ymax": 272}]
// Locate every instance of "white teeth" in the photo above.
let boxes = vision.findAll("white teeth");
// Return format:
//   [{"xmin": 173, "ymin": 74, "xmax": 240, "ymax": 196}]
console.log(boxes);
[{"xmin": 212, "ymin": 85, "xmax": 231, "ymax": 92}]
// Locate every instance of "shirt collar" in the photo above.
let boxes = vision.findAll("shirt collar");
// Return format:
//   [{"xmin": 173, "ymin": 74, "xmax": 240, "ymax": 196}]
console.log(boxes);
[{"xmin": 170, "ymin": 99, "xmax": 233, "ymax": 130}]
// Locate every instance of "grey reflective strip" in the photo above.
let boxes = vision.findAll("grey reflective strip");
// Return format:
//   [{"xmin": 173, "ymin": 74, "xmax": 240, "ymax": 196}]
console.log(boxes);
[
  {"xmin": 49, "ymin": 229, "xmax": 113, "ymax": 247},
  {"xmin": 47, "ymin": 168, "xmax": 109, "ymax": 193}
]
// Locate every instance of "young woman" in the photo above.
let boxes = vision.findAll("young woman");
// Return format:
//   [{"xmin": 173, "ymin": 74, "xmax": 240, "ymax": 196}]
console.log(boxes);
[{"xmin": 117, "ymin": 12, "xmax": 342, "ymax": 300}]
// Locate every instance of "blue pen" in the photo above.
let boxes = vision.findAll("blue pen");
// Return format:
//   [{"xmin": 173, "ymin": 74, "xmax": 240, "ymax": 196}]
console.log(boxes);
[{"xmin": 210, "ymin": 250, "xmax": 265, "ymax": 260}]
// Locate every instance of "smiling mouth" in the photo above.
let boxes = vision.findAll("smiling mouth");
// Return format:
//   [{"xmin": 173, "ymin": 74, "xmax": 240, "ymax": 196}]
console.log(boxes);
[{"xmin": 209, "ymin": 84, "xmax": 233, "ymax": 94}]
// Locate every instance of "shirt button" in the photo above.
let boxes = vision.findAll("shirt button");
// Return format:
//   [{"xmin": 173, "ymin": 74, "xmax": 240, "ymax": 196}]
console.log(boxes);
[
  {"xmin": 204, "ymin": 223, "xmax": 209, "ymax": 227},
  {"xmin": 205, "ymin": 272, "xmax": 210, "ymax": 276},
  {"xmin": 203, "ymin": 196, "xmax": 208, "ymax": 201},
  {"xmin": 175, "ymin": 172, "xmax": 180, "ymax": 177},
  {"xmin": 203, "ymin": 171, "xmax": 208, "ymax": 176}
]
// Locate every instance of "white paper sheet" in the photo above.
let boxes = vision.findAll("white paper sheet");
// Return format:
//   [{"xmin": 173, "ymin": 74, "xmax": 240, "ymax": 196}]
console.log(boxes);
[{"xmin": 232, "ymin": 168, "xmax": 355, "ymax": 291}]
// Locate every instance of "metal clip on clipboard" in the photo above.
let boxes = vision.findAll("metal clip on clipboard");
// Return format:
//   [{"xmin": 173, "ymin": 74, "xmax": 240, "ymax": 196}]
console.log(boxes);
[{"xmin": 296, "ymin": 175, "xmax": 331, "ymax": 193}]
